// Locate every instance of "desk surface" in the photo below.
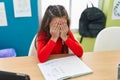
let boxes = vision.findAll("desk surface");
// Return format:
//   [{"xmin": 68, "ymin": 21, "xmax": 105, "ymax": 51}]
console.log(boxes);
[{"xmin": 0, "ymin": 50, "xmax": 120, "ymax": 80}]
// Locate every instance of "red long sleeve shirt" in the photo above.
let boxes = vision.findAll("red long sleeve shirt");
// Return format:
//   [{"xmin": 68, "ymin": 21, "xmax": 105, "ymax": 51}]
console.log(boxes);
[{"xmin": 37, "ymin": 31, "xmax": 83, "ymax": 62}]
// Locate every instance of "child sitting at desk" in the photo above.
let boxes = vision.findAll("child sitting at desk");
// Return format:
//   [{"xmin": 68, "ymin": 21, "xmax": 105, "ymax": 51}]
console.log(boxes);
[{"xmin": 37, "ymin": 5, "xmax": 83, "ymax": 63}]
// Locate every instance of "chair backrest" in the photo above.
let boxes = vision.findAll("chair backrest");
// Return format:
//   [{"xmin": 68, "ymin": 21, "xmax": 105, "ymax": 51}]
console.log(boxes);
[
  {"xmin": 94, "ymin": 27, "xmax": 120, "ymax": 51},
  {"xmin": 28, "ymin": 34, "xmax": 37, "ymax": 56}
]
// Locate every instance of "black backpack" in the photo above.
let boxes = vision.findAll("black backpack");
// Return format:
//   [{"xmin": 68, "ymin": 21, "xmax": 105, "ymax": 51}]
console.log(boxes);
[{"xmin": 79, "ymin": 3, "xmax": 106, "ymax": 43}]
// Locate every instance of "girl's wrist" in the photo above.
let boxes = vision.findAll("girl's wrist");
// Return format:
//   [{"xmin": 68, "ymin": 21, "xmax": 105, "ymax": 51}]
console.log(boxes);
[
  {"xmin": 62, "ymin": 36, "xmax": 68, "ymax": 41},
  {"xmin": 50, "ymin": 37, "xmax": 58, "ymax": 42}
]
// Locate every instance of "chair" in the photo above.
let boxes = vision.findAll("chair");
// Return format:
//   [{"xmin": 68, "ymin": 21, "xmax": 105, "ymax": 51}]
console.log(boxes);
[
  {"xmin": 93, "ymin": 27, "xmax": 120, "ymax": 51},
  {"xmin": 28, "ymin": 34, "xmax": 37, "ymax": 56}
]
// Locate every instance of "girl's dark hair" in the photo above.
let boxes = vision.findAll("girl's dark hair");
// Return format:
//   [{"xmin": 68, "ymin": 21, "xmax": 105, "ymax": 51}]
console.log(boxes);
[{"xmin": 37, "ymin": 5, "xmax": 70, "ymax": 53}]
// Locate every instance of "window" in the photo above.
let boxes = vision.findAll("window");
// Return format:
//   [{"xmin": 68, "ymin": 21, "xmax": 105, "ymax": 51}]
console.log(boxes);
[
  {"xmin": 71, "ymin": 0, "xmax": 99, "ymax": 30},
  {"xmin": 39, "ymin": 0, "xmax": 99, "ymax": 30}
]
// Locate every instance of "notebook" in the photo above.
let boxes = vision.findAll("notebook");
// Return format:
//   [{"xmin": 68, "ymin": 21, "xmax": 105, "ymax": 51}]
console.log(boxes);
[{"xmin": 38, "ymin": 55, "xmax": 93, "ymax": 80}]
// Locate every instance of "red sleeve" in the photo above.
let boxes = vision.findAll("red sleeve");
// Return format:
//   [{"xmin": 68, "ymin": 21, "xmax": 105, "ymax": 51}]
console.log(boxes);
[
  {"xmin": 37, "ymin": 35, "xmax": 56, "ymax": 63},
  {"xmin": 65, "ymin": 32, "xmax": 83, "ymax": 57}
]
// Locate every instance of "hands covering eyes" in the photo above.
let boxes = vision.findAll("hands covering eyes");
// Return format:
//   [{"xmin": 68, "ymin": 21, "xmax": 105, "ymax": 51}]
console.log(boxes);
[{"xmin": 50, "ymin": 18, "xmax": 69, "ymax": 42}]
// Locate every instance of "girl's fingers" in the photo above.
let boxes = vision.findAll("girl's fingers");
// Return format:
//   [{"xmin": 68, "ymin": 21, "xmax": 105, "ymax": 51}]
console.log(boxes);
[{"xmin": 61, "ymin": 24, "xmax": 68, "ymax": 33}]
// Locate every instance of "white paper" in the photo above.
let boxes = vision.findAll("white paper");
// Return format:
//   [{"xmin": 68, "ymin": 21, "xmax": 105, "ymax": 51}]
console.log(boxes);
[
  {"xmin": 0, "ymin": 2, "xmax": 8, "ymax": 26},
  {"xmin": 112, "ymin": 0, "xmax": 120, "ymax": 20},
  {"xmin": 38, "ymin": 55, "xmax": 93, "ymax": 80},
  {"xmin": 13, "ymin": 0, "xmax": 32, "ymax": 18}
]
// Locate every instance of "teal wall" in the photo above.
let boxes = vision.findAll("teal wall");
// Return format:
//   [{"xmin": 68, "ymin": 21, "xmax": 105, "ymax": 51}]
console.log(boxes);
[{"xmin": 0, "ymin": 0, "xmax": 39, "ymax": 56}]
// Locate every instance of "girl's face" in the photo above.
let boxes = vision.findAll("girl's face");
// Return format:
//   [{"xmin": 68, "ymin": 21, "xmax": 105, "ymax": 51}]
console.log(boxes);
[{"xmin": 50, "ymin": 17, "xmax": 67, "ymax": 28}]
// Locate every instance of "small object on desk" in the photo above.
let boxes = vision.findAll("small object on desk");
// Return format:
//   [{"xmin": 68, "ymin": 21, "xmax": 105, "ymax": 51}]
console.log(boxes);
[
  {"xmin": 118, "ymin": 64, "xmax": 120, "ymax": 80},
  {"xmin": 38, "ymin": 55, "xmax": 93, "ymax": 80},
  {"xmin": 0, "ymin": 70, "xmax": 30, "ymax": 80},
  {"xmin": 0, "ymin": 48, "xmax": 16, "ymax": 58}
]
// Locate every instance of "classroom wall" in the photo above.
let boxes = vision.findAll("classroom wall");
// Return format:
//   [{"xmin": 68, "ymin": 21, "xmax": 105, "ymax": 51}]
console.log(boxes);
[
  {"xmin": 0, "ymin": 0, "xmax": 39, "ymax": 56},
  {"xmin": 102, "ymin": 0, "xmax": 120, "ymax": 27}
]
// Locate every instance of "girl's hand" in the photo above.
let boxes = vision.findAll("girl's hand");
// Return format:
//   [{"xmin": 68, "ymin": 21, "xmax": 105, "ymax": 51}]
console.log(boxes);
[
  {"xmin": 50, "ymin": 19, "xmax": 60, "ymax": 42},
  {"xmin": 60, "ymin": 22, "xmax": 69, "ymax": 41}
]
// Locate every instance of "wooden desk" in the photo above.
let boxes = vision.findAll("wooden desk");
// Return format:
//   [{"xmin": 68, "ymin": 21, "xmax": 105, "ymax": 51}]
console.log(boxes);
[
  {"xmin": 0, "ymin": 56, "xmax": 42, "ymax": 80},
  {"xmin": 0, "ymin": 51, "xmax": 120, "ymax": 80}
]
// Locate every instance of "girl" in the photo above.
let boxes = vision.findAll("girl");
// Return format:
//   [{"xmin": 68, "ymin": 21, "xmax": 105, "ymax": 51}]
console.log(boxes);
[{"xmin": 37, "ymin": 5, "xmax": 83, "ymax": 63}]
